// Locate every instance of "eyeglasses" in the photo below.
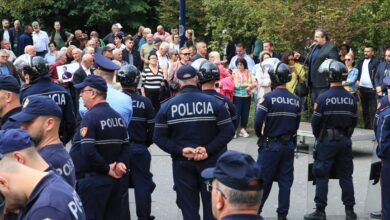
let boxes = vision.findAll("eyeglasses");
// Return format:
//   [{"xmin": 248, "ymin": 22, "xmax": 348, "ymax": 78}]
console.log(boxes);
[
  {"xmin": 80, "ymin": 89, "xmax": 93, "ymax": 94},
  {"xmin": 345, "ymin": 59, "xmax": 352, "ymax": 61},
  {"xmin": 205, "ymin": 181, "xmax": 227, "ymax": 199},
  {"xmin": 181, "ymin": 53, "xmax": 190, "ymax": 56}
]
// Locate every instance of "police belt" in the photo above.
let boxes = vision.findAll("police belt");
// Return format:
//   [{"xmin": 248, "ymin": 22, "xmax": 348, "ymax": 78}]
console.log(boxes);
[
  {"xmin": 320, "ymin": 129, "xmax": 348, "ymax": 141},
  {"xmin": 260, "ymin": 134, "xmax": 294, "ymax": 144},
  {"xmin": 76, "ymin": 172, "xmax": 100, "ymax": 179}
]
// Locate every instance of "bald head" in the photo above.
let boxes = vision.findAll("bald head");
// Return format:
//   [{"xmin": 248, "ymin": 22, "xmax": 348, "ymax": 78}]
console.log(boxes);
[
  {"xmin": 24, "ymin": 45, "xmax": 36, "ymax": 56},
  {"xmin": 81, "ymin": 54, "xmax": 93, "ymax": 69}
]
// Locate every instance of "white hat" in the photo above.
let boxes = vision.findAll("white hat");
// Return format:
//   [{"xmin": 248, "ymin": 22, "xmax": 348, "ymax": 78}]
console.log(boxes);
[{"xmin": 115, "ymin": 23, "xmax": 123, "ymax": 29}]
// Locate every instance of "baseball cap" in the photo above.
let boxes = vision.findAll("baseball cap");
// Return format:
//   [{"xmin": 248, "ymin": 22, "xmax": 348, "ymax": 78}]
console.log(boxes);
[
  {"xmin": 153, "ymin": 37, "xmax": 162, "ymax": 45},
  {"xmin": 201, "ymin": 150, "xmax": 263, "ymax": 191},
  {"xmin": 0, "ymin": 129, "xmax": 34, "ymax": 154},
  {"xmin": 101, "ymin": 46, "xmax": 114, "ymax": 53},
  {"xmin": 176, "ymin": 65, "xmax": 197, "ymax": 80},
  {"xmin": 0, "ymin": 75, "xmax": 20, "ymax": 94},
  {"xmin": 94, "ymin": 53, "xmax": 120, "ymax": 72},
  {"xmin": 74, "ymin": 75, "xmax": 108, "ymax": 93},
  {"xmin": 10, "ymin": 96, "xmax": 62, "ymax": 122}
]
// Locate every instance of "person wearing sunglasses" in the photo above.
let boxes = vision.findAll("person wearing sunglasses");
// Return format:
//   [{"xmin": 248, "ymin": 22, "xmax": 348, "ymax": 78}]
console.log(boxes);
[
  {"xmin": 201, "ymin": 150, "xmax": 264, "ymax": 220},
  {"xmin": 342, "ymin": 53, "xmax": 359, "ymax": 98}
]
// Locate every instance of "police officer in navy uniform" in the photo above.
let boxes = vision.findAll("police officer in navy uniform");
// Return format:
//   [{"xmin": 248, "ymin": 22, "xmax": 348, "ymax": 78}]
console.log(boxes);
[
  {"xmin": 201, "ymin": 150, "xmax": 264, "ymax": 220},
  {"xmin": 195, "ymin": 60, "xmax": 239, "ymax": 130},
  {"xmin": 305, "ymin": 60, "xmax": 357, "ymax": 220},
  {"xmin": 72, "ymin": 75, "xmax": 129, "ymax": 220},
  {"xmin": 10, "ymin": 96, "xmax": 76, "ymax": 187},
  {"xmin": 0, "ymin": 75, "xmax": 22, "ymax": 130},
  {"xmin": 153, "ymin": 65, "xmax": 235, "ymax": 220},
  {"xmin": 254, "ymin": 60, "xmax": 301, "ymax": 220},
  {"xmin": 19, "ymin": 56, "xmax": 76, "ymax": 144},
  {"xmin": 117, "ymin": 64, "xmax": 156, "ymax": 220},
  {"xmin": 0, "ymin": 129, "xmax": 85, "ymax": 220},
  {"xmin": 375, "ymin": 76, "xmax": 390, "ymax": 220}
]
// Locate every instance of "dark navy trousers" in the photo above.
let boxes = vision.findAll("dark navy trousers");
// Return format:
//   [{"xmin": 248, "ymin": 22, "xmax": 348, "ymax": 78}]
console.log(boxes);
[
  {"xmin": 77, "ymin": 175, "xmax": 121, "ymax": 220},
  {"xmin": 312, "ymin": 137, "xmax": 355, "ymax": 210},
  {"xmin": 381, "ymin": 158, "xmax": 390, "ymax": 219},
  {"xmin": 172, "ymin": 159, "xmax": 215, "ymax": 220},
  {"xmin": 128, "ymin": 143, "xmax": 156, "ymax": 220},
  {"xmin": 257, "ymin": 141, "xmax": 295, "ymax": 217}
]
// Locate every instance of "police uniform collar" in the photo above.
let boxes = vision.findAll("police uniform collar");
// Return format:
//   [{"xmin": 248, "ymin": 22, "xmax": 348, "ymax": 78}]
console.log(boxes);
[
  {"xmin": 1, "ymin": 106, "xmax": 22, "ymax": 125},
  {"xmin": 25, "ymin": 172, "xmax": 56, "ymax": 211},
  {"xmin": 180, "ymin": 85, "xmax": 200, "ymax": 93},
  {"xmin": 91, "ymin": 102, "xmax": 109, "ymax": 109}
]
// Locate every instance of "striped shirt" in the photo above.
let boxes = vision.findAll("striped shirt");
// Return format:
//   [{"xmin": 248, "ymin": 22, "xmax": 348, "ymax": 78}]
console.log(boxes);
[{"xmin": 142, "ymin": 67, "xmax": 164, "ymax": 90}]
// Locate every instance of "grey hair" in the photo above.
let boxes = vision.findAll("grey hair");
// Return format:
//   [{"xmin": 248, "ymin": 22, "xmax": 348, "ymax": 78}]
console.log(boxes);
[{"xmin": 217, "ymin": 181, "xmax": 262, "ymax": 207}]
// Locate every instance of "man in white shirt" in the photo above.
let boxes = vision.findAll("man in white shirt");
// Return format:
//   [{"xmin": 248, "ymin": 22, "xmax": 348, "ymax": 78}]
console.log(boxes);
[
  {"xmin": 156, "ymin": 42, "xmax": 169, "ymax": 69},
  {"xmin": 356, "ymin": 46, "xmax": 380, "ymax": 129},
  {"xmin": 229, "ymin": 43, "xmax": 255, "ymax": 72},
  {"xmin": 32, "ymin": 21, "xmax": 49, "ymax": 57}
]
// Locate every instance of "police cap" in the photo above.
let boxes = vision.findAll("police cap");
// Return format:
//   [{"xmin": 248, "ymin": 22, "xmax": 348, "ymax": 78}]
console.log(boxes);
[
  {"xmin": 94, "ymin": 53, "xmax": 120, "ymax": 72},
  {"xmin": 0, "ymin": 129, "xmax": 34, "ymax": 154},
  {"xmin": 201, "ymin": 150, "xmax": 263, "ymax": 191},
  {"xmin": 176, "ymin": 65, "xmax": 197, "ymax": 80},
  {"xmin": 11, "ymin": 96, "xmax": 62, "ymax": 122},
  {"xmin": 74, "ymin": 75, "xmax": 108, "ymax": 93},
  {"xmin": 0, "ymin": 75, "xmax": 20, "ymax": 94}
]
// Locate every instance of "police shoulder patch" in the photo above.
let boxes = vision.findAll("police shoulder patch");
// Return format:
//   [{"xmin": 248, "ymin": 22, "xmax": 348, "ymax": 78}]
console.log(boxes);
[{"xmin": 80, "ymin": 127, "xmax": 88, "ymax": 137}]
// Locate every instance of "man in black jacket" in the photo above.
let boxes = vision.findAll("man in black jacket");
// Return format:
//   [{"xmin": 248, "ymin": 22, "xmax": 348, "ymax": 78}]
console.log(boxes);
[
  {"xmin": 374, "ymin": 48, "xmax": 390, "ymax": 99},
  {"xmin": 307, "ymin": 29, "xmax": 339, "ymax": 106},
  {"xmin": 356, "ymin": 46, "xmax": 380, "ymax": 129},
  {"xmin": 122, "ymin": 36, "xmax": 142, "ymax": 71}
]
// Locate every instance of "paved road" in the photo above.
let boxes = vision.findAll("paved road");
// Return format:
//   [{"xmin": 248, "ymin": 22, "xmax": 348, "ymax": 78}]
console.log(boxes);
[{"xmin": 126, "ymin": 130, "xmax": 380, "ymax": 220}]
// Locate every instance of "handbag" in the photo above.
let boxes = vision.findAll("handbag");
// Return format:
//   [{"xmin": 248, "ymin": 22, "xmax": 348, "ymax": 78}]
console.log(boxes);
[{"xmin": 294, "ymin": 69, "xmax": 309, "ymax": 97}]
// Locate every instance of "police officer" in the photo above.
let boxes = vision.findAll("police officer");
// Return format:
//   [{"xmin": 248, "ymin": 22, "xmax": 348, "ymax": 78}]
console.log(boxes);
[
  {"xmin": 0, "ymin": 75, "xmax": 22, "ymax": 129},
  {"xmin": 19, "ymin": 56, "xmax": 76, "ymax": 143},
  {"xmin": 374, "ymin": 76, "xmax": 390, "ymax": 220},
  {"xmin": 254, "ymin": 60, "xmax": 301, "ymax": 220},
  {"xmin": 72, "ymin": 75, "xmax": 129, "ymax": 220},
  {"xmin": 117, "ymin": 64, "xmax": 156, "ymax": 220},
  {"xmin": 10, "ymin": 96, "xmax": 76, "ymax": 187},
  {"xmin": 79, "ymin": 53, "xmax": 132, "ymax": 124},
  {"xmin": 201, "ymin": 150, "xmax": 264, "ymax": 220},
  {"xmin": 153, "ymin": 65, "xmax": 235, "ymax": 220},
  {"xmin": 195, "ymin": 60, "xmax": 238, "ymax": 129},
  {"xmin": 305, "ymin": 60, "xmax": 357, "ymax": 220},
  {"xmin": 0, "ymin": 129, "xmax": 85, "ymax": 219}
]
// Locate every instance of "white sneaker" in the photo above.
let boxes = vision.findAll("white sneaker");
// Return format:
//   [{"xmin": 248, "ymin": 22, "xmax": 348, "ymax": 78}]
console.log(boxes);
[
  {"xmin": 233, "ymin": 133, "xmax": 237, "ymax": 139},
  {"xmin": 239, "ymin": 129, "xmax": 249, "ymax": 138}
]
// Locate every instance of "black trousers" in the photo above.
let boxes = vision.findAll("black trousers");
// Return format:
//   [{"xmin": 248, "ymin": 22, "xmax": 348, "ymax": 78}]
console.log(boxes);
[
  {"xmin": 145, "ymin": 88, "xmax": 160, "ymax": 112},
  {"xmin": 359, "ymin": 87, "xmax": 376, "ymax": 129}
]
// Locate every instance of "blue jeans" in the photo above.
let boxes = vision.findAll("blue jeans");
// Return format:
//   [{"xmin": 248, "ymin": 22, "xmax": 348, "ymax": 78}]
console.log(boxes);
[{"xmin": 233, "ymin": 96, "xmax": 251, "ymax": 128}]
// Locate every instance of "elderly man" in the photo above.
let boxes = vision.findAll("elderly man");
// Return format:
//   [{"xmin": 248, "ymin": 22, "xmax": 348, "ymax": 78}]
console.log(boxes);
[
  {"xmin": 1, "ymin": 40, "xmax": 16, "ymax": 61},
  {"xmin": 140, "ymin": 33, "xmax": 154, "ymax": 66},
  {"xmin": 32, "ymin": 21, "xmax": 49, "ymax": 57},
  {"xmin": 0, "ymin": 129, "xmax": 85, "ymax": 219},
  {"xmin": 201, "ymin": 150, "xmax": 264, "ymax": 220},
  {"xmin": 153, "ymin": 25, "xmax": 170, "ymax": 41},
  {"xmin": 0, "ymin": 49, "xmax": 18, "ymax": 82},
  {"xmin": 72, "ymin": 48, "xmax": 82, "ymax": 64}
]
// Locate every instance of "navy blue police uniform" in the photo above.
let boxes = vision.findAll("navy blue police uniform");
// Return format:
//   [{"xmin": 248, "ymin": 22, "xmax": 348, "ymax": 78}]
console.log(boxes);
[
  {"xmin": 0, "ymin": 75, "xmax": 22, "ymax": 130},
  {"xmin": 201, "ymin": 150, "xmax": 264, "ymax": 220},
  {"xmin": 311, "ymin": 87, "xmax": 357, "ymax": 212},
  {"xmin": 153, "ymin": 65, "xmax": 235, "ymax": 220},
  {"xmin": 72, "ymin": 75, "xmax": 129, "ymax": 220},
  {"xmin": 0, "ymin": 129, "xmax": 85, "ymax": 220},
  {"xmin": 124, "ymin": 89, "xmax": 156, "ymax": 220},
  {"xmin": 375, "ymin": 76, "xmax": 390, "ymax": 220},
  {"xmin": 254, "ymin": 88, "xmax": 301, "ymax": 217},
  {"xmin": 20, "ymin": 76, "xmax": 76, "ymax": 143},
  {"xmin": 10, "ymin": 95, "xmax": 77, "ymax": 187}
]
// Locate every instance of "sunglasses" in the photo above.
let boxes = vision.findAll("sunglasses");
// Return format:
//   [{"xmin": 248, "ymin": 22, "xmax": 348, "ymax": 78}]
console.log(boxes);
[{"xmin": 345, "ymin": 59, "xmax": 352, "ymax": 61}]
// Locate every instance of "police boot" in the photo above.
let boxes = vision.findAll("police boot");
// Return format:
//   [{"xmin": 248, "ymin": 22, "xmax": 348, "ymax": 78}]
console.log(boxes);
[
  {"xmin": 370, "ymin": 211, "xmax": 381, "ymax": 219},
  {"xmin": 304, "ymin": 209, "xmax": 326, "ymax": 220},
  {"xmin": 345, "ymin": 208, "xmax": 357, "ymax": 220}
]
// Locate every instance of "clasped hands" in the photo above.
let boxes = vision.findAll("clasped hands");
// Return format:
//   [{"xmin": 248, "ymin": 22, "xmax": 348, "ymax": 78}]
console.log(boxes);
[
  {"xmin": 108, "ymin": 162, "xmax": 127, "ymax": 179},
  {"xmin": 182, "ymin": 146, "xmax": 208, "ymax": 161}
]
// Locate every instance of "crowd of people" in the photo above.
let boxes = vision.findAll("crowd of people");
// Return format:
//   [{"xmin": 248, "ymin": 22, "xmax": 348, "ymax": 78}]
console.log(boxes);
[{"xmin": 0, "ymin": 17, "xmax": 389, "ymax": 220}]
